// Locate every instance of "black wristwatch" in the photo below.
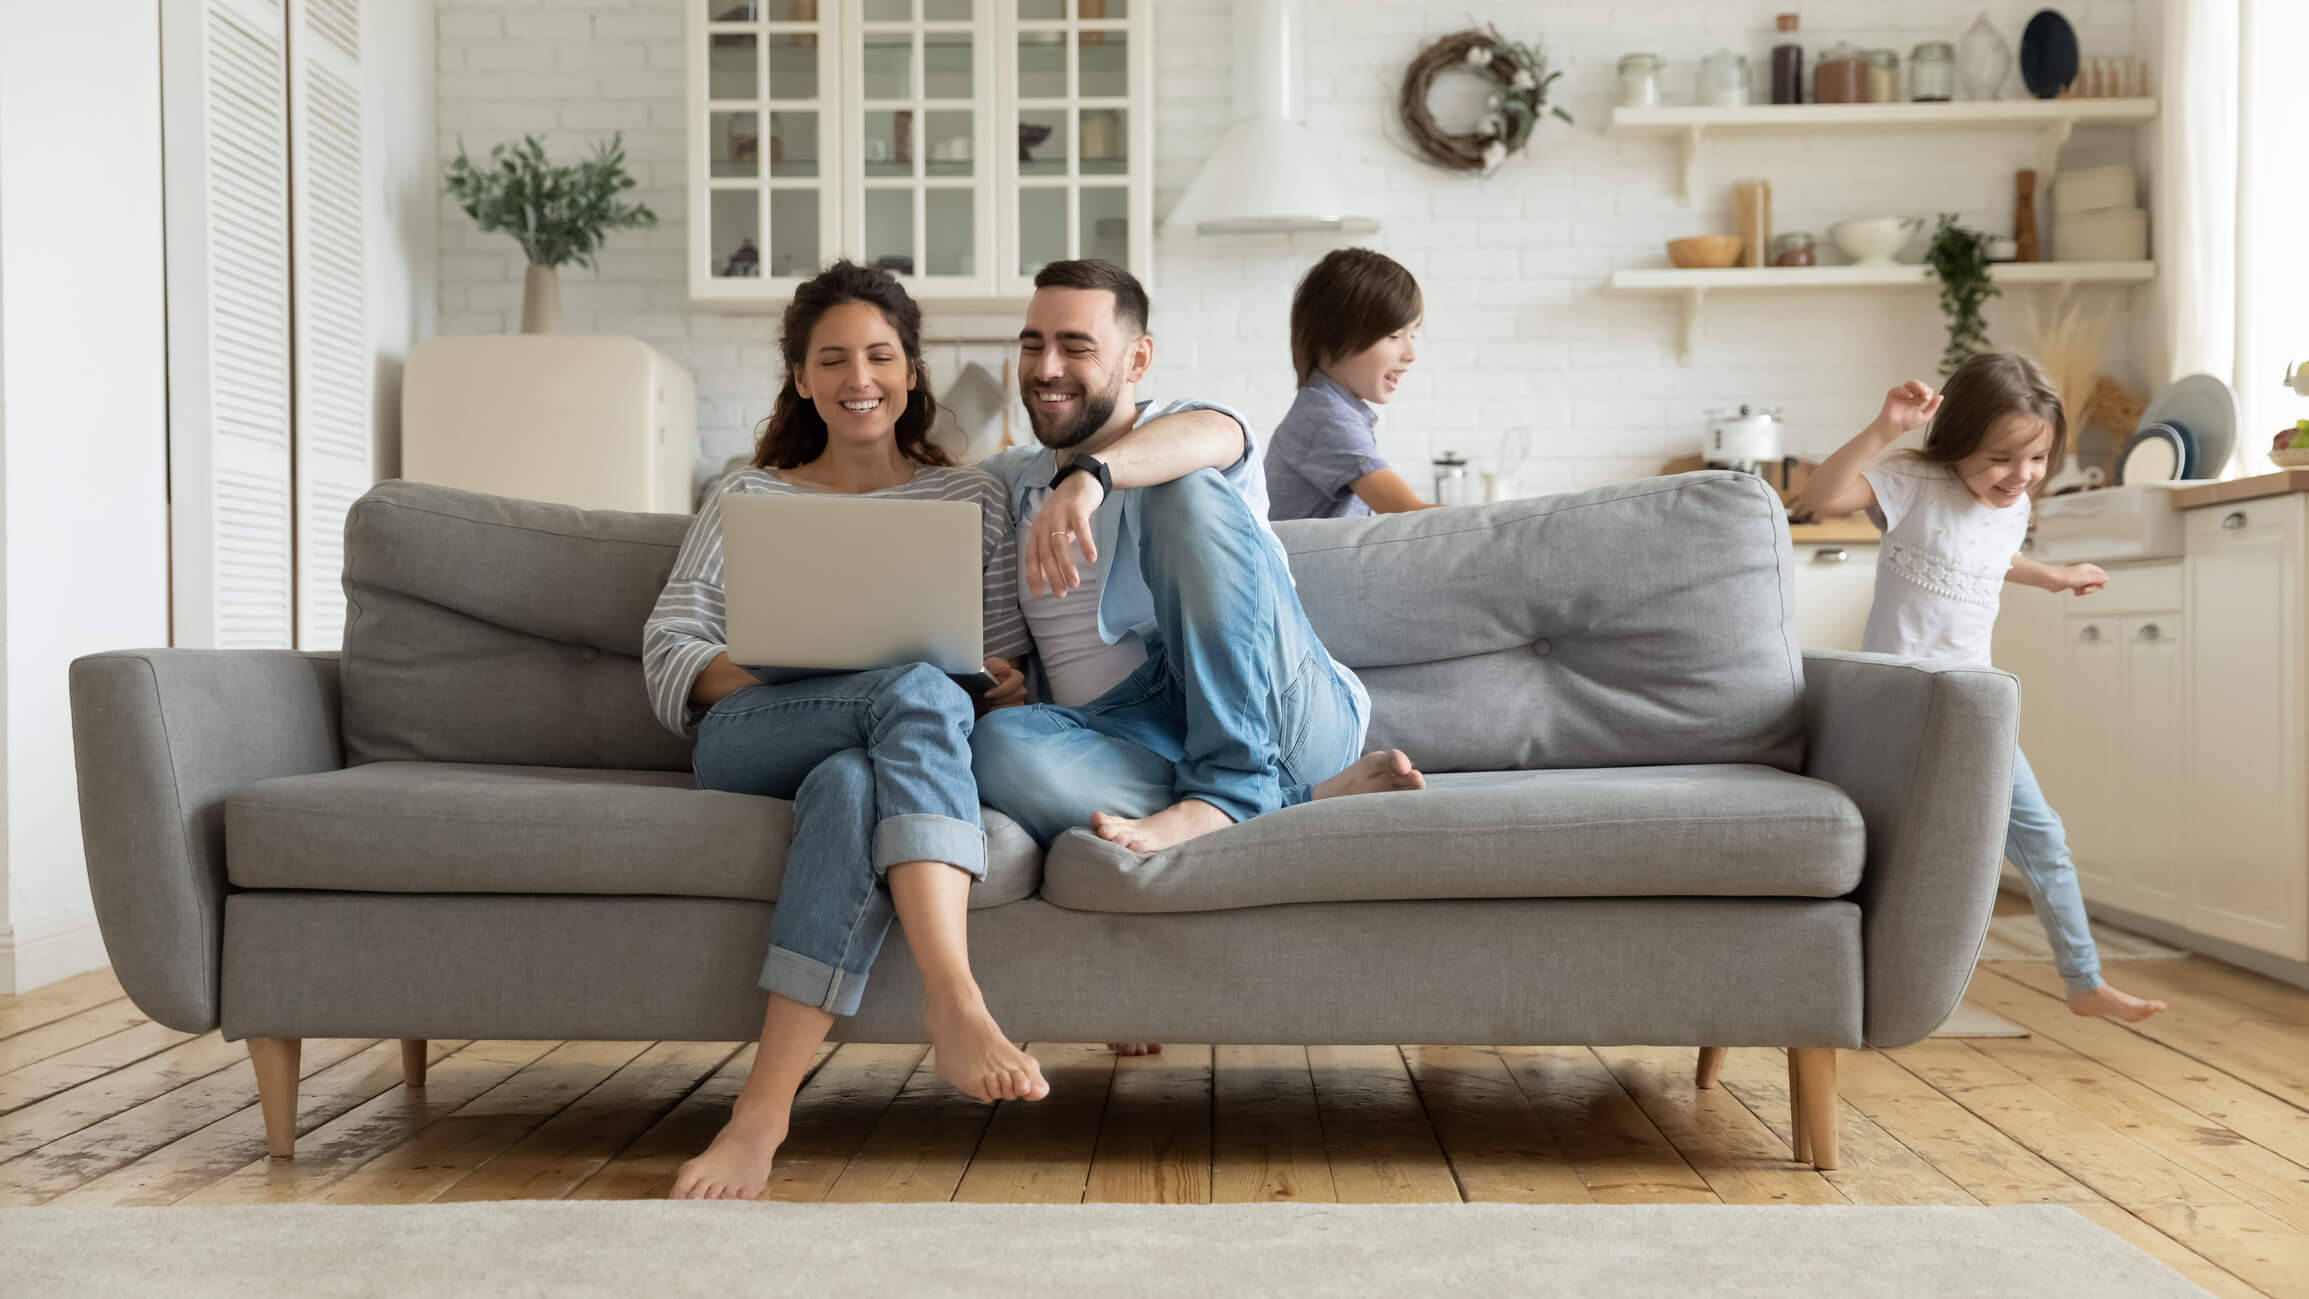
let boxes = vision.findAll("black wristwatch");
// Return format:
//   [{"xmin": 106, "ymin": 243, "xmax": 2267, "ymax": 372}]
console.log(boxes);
[{"xmin": 1050, "ymin": 453, "xmax": 1113, "ymax": 497}]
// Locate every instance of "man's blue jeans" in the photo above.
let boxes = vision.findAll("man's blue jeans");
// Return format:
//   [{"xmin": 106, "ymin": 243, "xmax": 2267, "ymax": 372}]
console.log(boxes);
[
  {"xmin": 2007, "ymin": 747, "xmax": 2104, "ymax": 995},
  {"xmin": 971, "ymin": 468, "xmax": 1366, "ymax": 844},
  {"xmin": 691, "ymin": 663, "xmax": 983, "ymax": 1016}
]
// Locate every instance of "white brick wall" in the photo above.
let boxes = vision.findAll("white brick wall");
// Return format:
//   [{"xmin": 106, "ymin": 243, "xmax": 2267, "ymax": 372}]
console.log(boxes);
[{"xmin": 436, "ymin": 0, "xmax": 2146, "ymax": 495}]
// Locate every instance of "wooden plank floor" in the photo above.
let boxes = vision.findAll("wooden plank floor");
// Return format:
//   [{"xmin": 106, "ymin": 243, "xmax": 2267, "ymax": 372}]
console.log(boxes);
[{"xmin": 4, "ymin": 900, "xmax": 2304, "ymax": 1299}]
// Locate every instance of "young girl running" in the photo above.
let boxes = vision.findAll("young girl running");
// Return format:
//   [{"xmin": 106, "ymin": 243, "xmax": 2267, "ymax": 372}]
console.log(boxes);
[
  {"xmin": 1266, "ymin": 248, "xmax": 1432, "ymax": 520},
  {"xmin": 1800, "ymin": 351, "xmax": 2166, "ymax": 1023}
]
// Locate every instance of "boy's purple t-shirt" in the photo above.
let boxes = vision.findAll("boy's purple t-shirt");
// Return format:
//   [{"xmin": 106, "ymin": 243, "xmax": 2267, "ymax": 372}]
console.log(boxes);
[{"xmin": 1265, "ymin": 372, "xmax": 1386, "ymax": 521}]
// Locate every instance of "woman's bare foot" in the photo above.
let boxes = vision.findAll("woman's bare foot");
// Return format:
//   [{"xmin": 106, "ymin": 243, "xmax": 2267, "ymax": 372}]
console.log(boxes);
[
  {"xmin": 1312, "ymin": 750, "xmax": 1427, "ymax": 800},
  {"xmin": 670, "ymin": 1110, "xmax": 787, "ymax": 1201},
  {"xmin": 2068, "ymin": 983, "xmax": 2167, "ymax": 1023},
  {"xmin": 925, "ymin": 993, "xmax": 1050, "ymax": 1102},
  {"xmin": 1108, "ymin": 1043, "xmax": 1163, "ymax": 1056},
  {"xmin": 1091, "ymin": 798, "xmax": 1233, "ymax": 853}
]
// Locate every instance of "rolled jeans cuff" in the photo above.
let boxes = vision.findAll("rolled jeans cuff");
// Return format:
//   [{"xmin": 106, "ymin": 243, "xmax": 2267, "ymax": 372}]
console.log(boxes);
[
  {"xmin": 760, "ymin": 945, "xmax": 869, "ymax": 1018},
  {"xmin": 874, "ymin": 813, "xmax": 986, "ymax": 880},
  {"xmin": 2061, "ymin": 967, "xmax": 2103, "ymax": 996}
]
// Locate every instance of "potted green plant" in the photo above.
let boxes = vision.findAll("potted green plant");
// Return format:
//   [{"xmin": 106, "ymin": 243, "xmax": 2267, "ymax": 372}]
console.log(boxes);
[
  {"xmin": 1924, "ymin": 213, "xmax": 1999, "ymax": 378},
  {"xmin": 443, "ymin": 134, "xmax": 658, "ymax": 334}
]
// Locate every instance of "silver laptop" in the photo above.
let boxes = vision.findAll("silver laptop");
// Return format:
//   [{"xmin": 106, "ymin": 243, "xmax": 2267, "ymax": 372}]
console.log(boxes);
[{"xmin": 720, "ymin": 491, "xmax": 989, "ymax": 685}]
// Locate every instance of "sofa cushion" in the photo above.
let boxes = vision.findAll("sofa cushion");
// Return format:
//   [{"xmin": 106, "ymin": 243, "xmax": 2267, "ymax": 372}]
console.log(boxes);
[
  {"xmin": 341, "ymin": 481, "xmax": 693, "ymax": 771},
  {"xmin": 226, "ymin": 762, "xmax": 1041, "ymax": 909},
  {"xmin": 1275, "ymin": 472, "xmax": 1805, "ymax": 773},
  {"xmin": 1039, "ymin": 765, "xmax": 1863, "ymax": 914}
]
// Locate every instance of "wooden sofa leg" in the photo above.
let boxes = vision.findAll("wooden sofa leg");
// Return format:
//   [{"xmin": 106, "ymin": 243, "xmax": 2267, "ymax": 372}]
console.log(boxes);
[
  {"xmin": 401, "ymin": 1039, "xmax": 428, "ymax": 1089},
  {"xmin": 248, "ymin": 1037, "xmax": 302, "ymax": 1159},
  {"xmin": 1790, "ymin": 1047, "xmax": 1839, "ymax": 1171},
  {"xmin": 1787, "ymin": 1050, "xmax": 1809, "ymax": 1164},
  {"xmin": 1695, "ymin": 1047, "xmax": 1726, "ymax": 1089}
]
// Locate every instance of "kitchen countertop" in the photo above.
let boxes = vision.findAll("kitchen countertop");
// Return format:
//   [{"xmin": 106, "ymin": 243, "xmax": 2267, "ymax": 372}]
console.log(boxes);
[
  {"xmin": 2169, "ymin": 470, "xmax": 2309, "ymax": 511},
  {"xmin": 1789, "ymin": 518, "xmax": 1881, "ymax": 544}
]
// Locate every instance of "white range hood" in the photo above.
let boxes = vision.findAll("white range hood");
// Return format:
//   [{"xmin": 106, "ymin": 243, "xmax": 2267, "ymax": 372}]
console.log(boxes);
[{"xmin": 1161, "ymin": 0, "xmax": 1377, "ymax": 237}]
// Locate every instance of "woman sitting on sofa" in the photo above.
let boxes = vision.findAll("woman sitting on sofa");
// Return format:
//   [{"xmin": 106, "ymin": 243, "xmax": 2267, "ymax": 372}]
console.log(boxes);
[{"xmin": 641, "ymin": 260, "xmax": 1046, "ymax": 1201}]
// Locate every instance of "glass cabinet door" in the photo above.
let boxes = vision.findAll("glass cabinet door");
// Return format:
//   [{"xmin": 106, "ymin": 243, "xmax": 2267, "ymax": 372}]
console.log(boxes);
[
  {"xmin": 845, "ymin": 0, "xmax": 997, "ymax": 294},
  {"xmin": 693, "ymin": 0, "xmax": 841, "ymax": 297},
  {"xmin": 1002, "ymin": 0, "xmax": 1145, "ymax": 295}
]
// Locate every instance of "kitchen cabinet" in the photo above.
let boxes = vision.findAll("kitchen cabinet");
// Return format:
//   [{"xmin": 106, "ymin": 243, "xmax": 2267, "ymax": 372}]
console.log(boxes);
[
  {"xmin": 1788, "ymin": 541, "xmax": 1877, "ymax": 651},
  {"xmin": 1995, "ymin": 496, "xmax": 2309, "ymax": 967},
  {"xmin": 2183, "ymin": 496, "xmax": 2307, "ymax": 960},
  {"xmin": 686, "ymin": 0, "xmax": 1152, "ymax": 304},
  {"xmin": 1997, "ymin": 566, "xmax": 2183, "ymax": 918}
]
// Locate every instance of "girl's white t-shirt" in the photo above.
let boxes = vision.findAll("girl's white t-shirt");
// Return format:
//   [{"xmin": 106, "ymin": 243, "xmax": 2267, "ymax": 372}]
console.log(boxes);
[{"xmin": 1859, "ymin": 455, "xmax": 2031, "ymax": 668}]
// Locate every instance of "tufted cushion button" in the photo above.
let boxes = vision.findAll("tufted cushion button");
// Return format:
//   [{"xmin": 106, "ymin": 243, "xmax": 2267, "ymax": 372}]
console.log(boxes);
[
  {"xmin": 580, "ymin": 647, "xmax": 601, "ymax": 662},
  {"xmin": 1533, "ymin": 638, "xmax": 1553, "ymax": 657}
]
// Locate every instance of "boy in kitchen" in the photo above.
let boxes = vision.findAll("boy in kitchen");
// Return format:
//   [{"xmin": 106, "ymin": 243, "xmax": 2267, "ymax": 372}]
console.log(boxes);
[{"xmin": 1265, "ymin": 248, "xmax": 1436, "ymax": 520}]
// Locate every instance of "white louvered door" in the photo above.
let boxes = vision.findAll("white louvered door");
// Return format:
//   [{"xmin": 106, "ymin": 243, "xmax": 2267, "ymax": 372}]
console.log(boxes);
[
  {"xmin": 290, "ymin": 0, "xmax": 368, "ymax": 649},
  {"xmin": 164, "ymin": 0, "xmax": 296, "ymax": 649}
]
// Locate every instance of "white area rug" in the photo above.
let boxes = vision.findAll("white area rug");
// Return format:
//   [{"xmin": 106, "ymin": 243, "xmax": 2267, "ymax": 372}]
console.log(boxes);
[{"xmin": 0, "ymin": 1202, "xmax": 2208, "ymax": 1298}]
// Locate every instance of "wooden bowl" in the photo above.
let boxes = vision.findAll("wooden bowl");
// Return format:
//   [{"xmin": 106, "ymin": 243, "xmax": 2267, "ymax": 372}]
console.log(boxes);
[
  {"xmin": 1667, "ymin": 235, "xmax": 1743, "ymax": 269},
  {"xmin": 2272, "ymin": 446, "xmax": 2309, "ymax": 469}
]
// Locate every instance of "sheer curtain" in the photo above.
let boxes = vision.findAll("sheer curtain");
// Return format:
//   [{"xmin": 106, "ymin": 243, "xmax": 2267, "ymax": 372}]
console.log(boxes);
[
  {"xmin": 2152, "ymin": 0, "xmax": 2308, "ymax": 477},
  {"xmin": 2147, "ymin": 0, "xmax": 2237, "ymax": 448},
  {"xmin": 2234, "ymin": 0, "xmax": 2309, "ymax": 465}
]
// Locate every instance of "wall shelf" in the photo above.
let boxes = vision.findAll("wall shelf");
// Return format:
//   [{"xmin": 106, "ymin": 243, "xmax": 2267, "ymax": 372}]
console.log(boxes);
[
  {"xmin": 1607, "ymin": 260, "xmax": 2158, "ymax": 363},
  {"xmin": 1607, "ymin": 98, "xmax": 2159, "ymax": 200}
]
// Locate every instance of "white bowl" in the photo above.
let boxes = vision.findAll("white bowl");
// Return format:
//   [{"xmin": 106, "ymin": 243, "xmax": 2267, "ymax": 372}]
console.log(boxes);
[{"xmin": 1831, "ymin": 216, "xmax": 1924, "ymax": 266}]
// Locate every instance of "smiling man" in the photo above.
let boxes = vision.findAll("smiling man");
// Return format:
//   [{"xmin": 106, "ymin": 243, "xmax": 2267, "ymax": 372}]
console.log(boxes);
[{"xmin": 971, "ymin": 259, "xmax": 1424, "ymax": 857}]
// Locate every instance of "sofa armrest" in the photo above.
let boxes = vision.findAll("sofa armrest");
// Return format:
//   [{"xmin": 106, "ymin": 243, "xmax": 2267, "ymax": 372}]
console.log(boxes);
[
  {"xmin": 1801, "ymin": 650, "xmax": 2019, "ymax": 1048},
  {"xmin": 69, "ymin": 650, "xmax": 343, "ymax": 1032}
]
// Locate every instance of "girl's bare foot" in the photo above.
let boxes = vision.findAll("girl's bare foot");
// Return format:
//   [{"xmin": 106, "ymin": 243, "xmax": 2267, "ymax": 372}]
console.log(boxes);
[
  {"xmin": 2068, "ymin": 983, "xmax": 2167, "ymax": 1023},
  {"xmin": 1108, "ymin": 1043, "xmax": 1162, "ymax": 1056},
  {"xmin": 670, "ymin": 1111, "xmax": 787, "ymax": 1201},
  {"xmin": 1312, "ymin": 750, "xmax": 1427, "ymax": 800},
  {"xmin": 1091, "ymin": 798, "xmax": 1233, "ymax": 853},
  {"xmin": 925, "ymin": 993, "xmax": 1050, "ymax": 1102}
]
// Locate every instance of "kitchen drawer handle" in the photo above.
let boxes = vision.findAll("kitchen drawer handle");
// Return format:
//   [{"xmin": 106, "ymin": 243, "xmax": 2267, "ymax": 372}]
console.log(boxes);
[
  {"xmin": 2079, "ymin": 625, "xmax": 2101, "ymax": 642},
  {"xmin": 2137, "ymin": 624, "xmax": 2162, "ymax": 642},
  {"xmin": 1812, "ymin": 547, "xmax": 1849, "ymax": 564},
  {"xmin": 2224, "ymin": 510, "xmax": 2248, "ymax": 530}
]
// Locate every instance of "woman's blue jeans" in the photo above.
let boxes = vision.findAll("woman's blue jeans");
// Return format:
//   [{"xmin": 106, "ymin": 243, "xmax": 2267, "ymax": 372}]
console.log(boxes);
[
  {"xmin": 2008, "ymin": 748, "xmax": 2103, "ymax": 995},
  {"xmin": 691, "ymin": 662, "xmax": 983, "ymax": 1017}
]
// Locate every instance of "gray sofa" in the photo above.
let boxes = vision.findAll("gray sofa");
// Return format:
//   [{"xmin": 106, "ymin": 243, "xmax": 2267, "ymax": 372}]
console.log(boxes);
[{"xmin": 68, "ymin": 472, "xmax": 2018, "ymax": 1173}]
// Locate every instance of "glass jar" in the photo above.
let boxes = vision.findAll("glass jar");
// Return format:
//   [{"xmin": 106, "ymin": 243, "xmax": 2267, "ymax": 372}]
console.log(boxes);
[
  {"xmin": 1770, "ymin": 232, "xmax": 1817, "ymax": 266},
  {"xmin": 1699, "ymin": 50, "xmax": 1748, "ymax": 106},
  {"xmin": 1815, "ymin": 41, "xmax": 1867, "ymax": 103},
  {"xmin": 1865, "ymin": 49, "xmax": 1900, "ymax": 102},
  {"xmin": 1432, "ymin": 452, "xmax": 1480, "ymax": 507},
  {"xmin": 1617, "ymin": 52, "xmax": 1663, "ymax": 108},
  {"xmin": 1770, "ymin": 12, "xmax": 1803, "ymax": 105},
  {"xmin": 1910, "ymin": 41, "xmax": 1955, "ymax": 101}
]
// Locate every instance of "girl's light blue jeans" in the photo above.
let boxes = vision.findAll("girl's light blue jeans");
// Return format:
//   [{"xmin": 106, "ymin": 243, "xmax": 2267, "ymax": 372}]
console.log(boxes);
[
  {"xmin": 690, "ymin": 662, "xmax": 984, "ymax": 1017},
  {"xmin": 2008, "ymin": 748, "xmax": 2104, "ymax": 995}
]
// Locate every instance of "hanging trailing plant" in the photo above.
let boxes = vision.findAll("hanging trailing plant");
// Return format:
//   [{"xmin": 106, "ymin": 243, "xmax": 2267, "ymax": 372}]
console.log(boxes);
[
  {"xmin": 1924, "ymin": 213, "xmax": 1999, "ymax": 377},
  {"xmin": 443, "ymin": 134, "xmax": 657, "ymax": 270}
]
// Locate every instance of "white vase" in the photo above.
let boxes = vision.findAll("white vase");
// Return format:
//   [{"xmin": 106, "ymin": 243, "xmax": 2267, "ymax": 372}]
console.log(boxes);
[
  {"xmin": 1957, "ymin": 14, "xmax": 2011, "ymax": 101},
  {"xmin": 521, "ymin": 264, "xmax": 560, "ymax": 334}
]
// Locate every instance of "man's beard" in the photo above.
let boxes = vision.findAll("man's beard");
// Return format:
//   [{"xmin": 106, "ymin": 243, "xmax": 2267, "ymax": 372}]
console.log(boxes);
[{"xmin": 1024, "ymin": 376, "xmax": 1123, "ymax": 450}]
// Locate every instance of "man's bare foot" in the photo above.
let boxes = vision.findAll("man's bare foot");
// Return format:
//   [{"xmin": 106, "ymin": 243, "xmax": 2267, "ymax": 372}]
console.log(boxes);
[
  {"xmin": 1091, "ymin": 798, "xmax": 1233, "ymax": 853},
  {"xmin": 1108, "ymin": 1043, "xmax": 1163, "ymax": 1056},
  {"xmin": 926, "ymin": 994, "xmax": 1050, "ymax": 1102},
  {"xmin": 670, "ymin": 1110, "xmax": 786, "ymax": 1201},
  {"xmin": 1312, "ymin": 750, "xmax": 1427, "ymax": 801},
  {"xmin": 2068, "ymin": 983, "xmax": 2167, "ymax": 1023}
]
